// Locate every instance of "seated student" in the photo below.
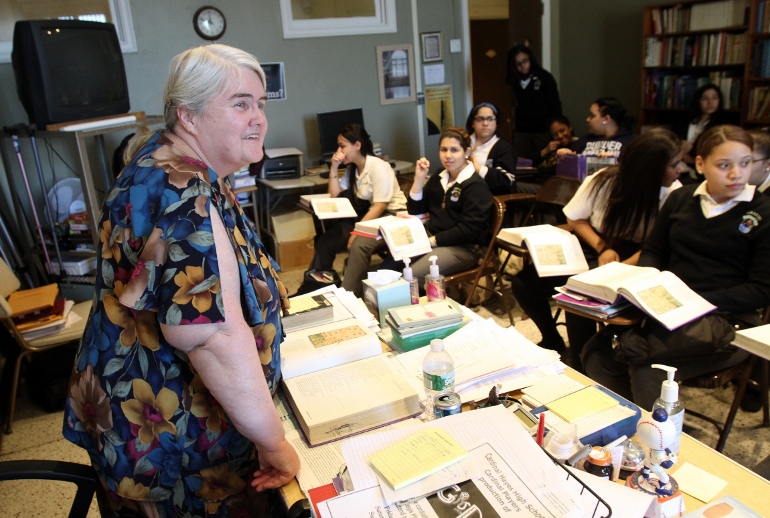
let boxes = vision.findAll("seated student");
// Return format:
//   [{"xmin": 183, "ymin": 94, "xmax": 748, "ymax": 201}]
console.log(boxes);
[
  {"xmin": 749, "ymin": 129, "xmax": 770, "ymax": 195},
  {"xmin": 676, "ymin": 83, "xmax": 732, "ymax": 176},
  {"xmin": 557, "ymin": 97, "xmax": 637, "ymax": 173},
  {"xmin": 306, "ymin": 124, "xmax": 406, "ymax": 294},
  {"xmin": 509, "ymin": 128, "xmax": 685, "ymax": 370},
  {"xmin": 533, "ymin": 115, "xmax": 578, "ymax": 184},
  {"xmin": 465, "ymin": 102, "xmax": 518, "ymax": 195},
  {"xmin": 582, "ymin": 125, "xmax": 770, "ymax": 410},
  {"xmin": 382, "ymin": 127, "xmax": 494, "ymax": 290}
]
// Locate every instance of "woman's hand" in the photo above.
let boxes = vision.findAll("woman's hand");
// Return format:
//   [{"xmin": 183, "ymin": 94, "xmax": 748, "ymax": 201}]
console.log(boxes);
[
  {"xmin": 330, "ymin": 150, "xmax": 345, "ymax": 170},
  {"xmin": 542, "ymin": 140, "xmax": 560, "ymax": 156},
  {"xmin": 251, "ymin": 439, "xmax": 301, "ymax": 491},
  {"xmin": 556, "ymin": 148, "xmax": 575, "ymax": 158},
  {"xmin": 469, "ymin": 154, "xmax": 481, "ymax": 173},
  {"xmin": 415, "ymin": 157, "xmax": 430, "ymax": 179},
  {"xmin": 347, "ymin": 234, "xmax": 357, "ymax": 250},
  {"xmin": 598, "ymin": 248, "xmax": 620, "ymax": 266},
  {"xmin": 429, "ymin": 236, "xmax": 437, "ymax": 248}
]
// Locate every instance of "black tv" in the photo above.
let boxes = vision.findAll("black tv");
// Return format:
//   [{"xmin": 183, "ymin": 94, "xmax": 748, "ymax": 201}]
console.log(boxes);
[
  {"xmin": 12, "ymin": 19, "xmax": 130, "ymax": 129},
  {"xmin": 317, "ymin": 108, "xmax": 365, "ymax": 158}
]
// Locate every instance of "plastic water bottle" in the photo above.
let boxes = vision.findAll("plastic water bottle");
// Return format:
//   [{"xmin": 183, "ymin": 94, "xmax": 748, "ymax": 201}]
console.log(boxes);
[{"xmin": 422, "ymin": 339, "xmax": 455, "ymax": 420}]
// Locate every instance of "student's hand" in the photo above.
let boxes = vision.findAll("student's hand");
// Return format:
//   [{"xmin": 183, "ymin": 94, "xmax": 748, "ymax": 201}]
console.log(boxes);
[
  {"xmin": 415, "ymin": 157, "xmax": 430, "ymax": 178},
  {"xmin": 681, "ymin": 140, "xmax": 693, "ymax": 154},
  {"xmin": 556, "ymin": 148, "xmax": 575, "ymax": 158},
  {"xmin": 347, "ymin": 234, "xmax": 356, "ymax": 250},
  {"xmin": 331, "ymin": 150, "xmax": 345, "ymax": 169},
  {"xmin": 598, "ymin": 248, "xmax": 620, "ymax": 266},
  {"xmin": 543, "ymin": 140, "xmax": 560, "ymax": 155},
  {"xmin": 469, "ymin": 154, "xmax": 481, "ymax": 173}
]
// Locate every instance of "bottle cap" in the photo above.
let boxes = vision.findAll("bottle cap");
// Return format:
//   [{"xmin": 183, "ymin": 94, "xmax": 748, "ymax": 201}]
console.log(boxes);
[
  {"xmin": 587, "ymin": 446, "xmax": 612, "ymax": 466},
  {"xmin": 652, "ymin": 364, "xmax": 679, "ymax": 403},
  {"xmin": 403, "ymin": 257, "xmax": 413, "ymax": 281},
  {"xmin": 429, "ymin": 338, "xmax": 444, "ymax": 352},
  {"xmin": 429, "ymin": 255, "xmax": 439, "ymax": 279}
]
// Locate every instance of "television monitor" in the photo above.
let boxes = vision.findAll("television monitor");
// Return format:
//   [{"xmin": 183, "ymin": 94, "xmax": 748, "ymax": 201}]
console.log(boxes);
[
  {"xmin": 12, "ymin": 19, "xmax": 130, "ymax": 129},
  {"xmin": 317, "ymin": 108, "xmax": 365, "ymax": 158}
]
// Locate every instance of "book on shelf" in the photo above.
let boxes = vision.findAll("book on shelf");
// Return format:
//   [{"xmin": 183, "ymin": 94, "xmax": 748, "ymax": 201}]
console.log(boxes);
[
  {"xmin": 299, "ymin": 193, "xmax": 331, "ymax": 208},
  {"xmin": 309, "ymin": 196, "xmax": 358, "ymax": 219},
  {"xmin": 280, "ymin": 317, "xmax": 382, "ymax": 380},
  {"xmin": 282, "ymin": 293, "xmax": 335, "ymax": 333},
  {"xmin": 378, "ymin": 216, "xmax": 432, "ymax": 261},
  {"xmin": 564, "ymin": 262, "xmax": 715, "ymax": 330},
  {"xmin": 497, "ymin": 224, "xmax": 588, "ymax": 277},
  {"xmin": 282, "ymin": 353, "xmax": 421, "ymax": 446},
  {"xmin": 733, "ymin": 324, "xmax": 770, "ymax": 360}
]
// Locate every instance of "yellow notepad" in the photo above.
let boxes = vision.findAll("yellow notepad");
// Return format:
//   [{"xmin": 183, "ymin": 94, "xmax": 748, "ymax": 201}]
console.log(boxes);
[
  {"xmin": 368, "ymin": 428, "xmax": 468, "ymax": 491},
  {"xmin": 546, "ymin": 386, "xmax": 619, "ymax": 423}
]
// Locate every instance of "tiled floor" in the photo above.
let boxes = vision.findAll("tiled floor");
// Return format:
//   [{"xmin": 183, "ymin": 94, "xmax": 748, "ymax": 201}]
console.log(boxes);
[{"xmin": 1, "ymin": 257, "xmax": 769, "ymax": 516}]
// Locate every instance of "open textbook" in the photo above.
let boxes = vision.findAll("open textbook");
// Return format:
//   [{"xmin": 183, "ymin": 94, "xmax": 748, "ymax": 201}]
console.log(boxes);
[
  {"xmin": 378, "ymin": 216, "xmax": 432, "ymax": 260},
  {"xmin": 564, "ymin": 262, "xmax": 715, "ymax": 330},
  {"xmin": 310, "ymin": 196, "xmax": 358, "ymax": 219},
  {"xmin": 497, "ymin": 224, "xmax": 589, "ymax": 277}
]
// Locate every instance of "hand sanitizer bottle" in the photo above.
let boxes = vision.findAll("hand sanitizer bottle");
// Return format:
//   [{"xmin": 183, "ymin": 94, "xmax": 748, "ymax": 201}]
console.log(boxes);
[
  {"xmin": 403, "ymin": 257, "xmax": 419, "ymax": 304},
  {"xmin": 425, "ymin": 255, "xmax": 446, "ymax": 301},
  {"xmin": 422, "ymin": 338, "xmax": 454, "ymax": 420},
  {"xmin": 652, "ymin": 364, "xmax": 684, "ymax": 454}
]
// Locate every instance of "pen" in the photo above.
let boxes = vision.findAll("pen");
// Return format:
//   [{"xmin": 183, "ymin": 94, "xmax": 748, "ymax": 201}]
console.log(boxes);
[
  {"xmin": 536, "ymin": 414, "xmax": 545, "ymax": 446},
  {"xmin": 604, "ymin": 435, "xmax": 627, "ymax": 449},
  {"xmin": 566, "ymin": 444, "xmax": 592, "ymax": 467}
]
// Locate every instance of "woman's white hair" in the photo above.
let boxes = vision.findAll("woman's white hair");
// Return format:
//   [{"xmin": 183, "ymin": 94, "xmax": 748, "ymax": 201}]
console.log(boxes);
[{"xmin": 163, "ymin": 44, "xmax": 265, "ymax": 130}]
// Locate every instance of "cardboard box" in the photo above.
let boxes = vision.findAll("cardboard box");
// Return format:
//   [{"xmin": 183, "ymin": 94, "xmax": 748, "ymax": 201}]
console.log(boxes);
[
  {"xmin": 277, "ymin": 238, "xmax": 315, "ymax": 271},
  {"xmin": 362, "ymin": 278, "xmax": 411, "ymax": 326},
  {"xmin": 271, "ymin": 210, "xmax": 316, "ymax": 271}
]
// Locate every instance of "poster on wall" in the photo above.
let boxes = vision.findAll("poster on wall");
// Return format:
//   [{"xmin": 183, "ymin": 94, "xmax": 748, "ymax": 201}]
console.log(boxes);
[
  {"xmin": 262, "ymin": 63, "xmax": 286, "ymax": 100},
  {"xmin": 425, "ymin": 85, "xmax": 453, "ymax": 136}
]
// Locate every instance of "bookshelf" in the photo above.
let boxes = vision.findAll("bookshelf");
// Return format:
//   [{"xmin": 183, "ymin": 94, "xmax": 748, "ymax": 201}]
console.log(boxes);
[{"xmin": 640, "ymin": 0, "xmax": 751, "ymax": 129}]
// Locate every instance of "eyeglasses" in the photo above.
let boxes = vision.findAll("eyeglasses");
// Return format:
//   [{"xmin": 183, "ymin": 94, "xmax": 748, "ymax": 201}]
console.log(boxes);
[{"xmin": 474, "ymin": 116, "xmax": 496, "ymax": 123}]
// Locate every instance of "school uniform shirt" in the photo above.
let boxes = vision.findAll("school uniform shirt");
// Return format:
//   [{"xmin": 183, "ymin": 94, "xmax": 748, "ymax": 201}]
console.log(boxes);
[
  {"xmin": 507, "ymin": 67, "xmax": 563, "ymax": 133},
  {"xmin": 570, "ymin": 127, "xmax": 637, "ymax": 160},
  {"xmin": 339, "ymin": 155, "xmax": 407, "ymax": 213},
  {"xmin": 640, "ymin": 183, "xmax": 770, "ymax": 315},
  {"xmin": 563, "ymin": 171, "xmax": 682, "ymax": 243},
  {"xmin": 470, "ymin": 134, "xmax": 517, "ymax": 195},
  {"xmin": 408, "ymin": 163, "xmax": 493, "ymax": 247}
]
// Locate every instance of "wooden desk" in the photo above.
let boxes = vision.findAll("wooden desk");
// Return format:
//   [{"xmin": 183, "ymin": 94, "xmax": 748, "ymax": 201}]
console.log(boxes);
[{"xmin": 278, "ymin": 363, "xmax": 770, "ymax": 515}]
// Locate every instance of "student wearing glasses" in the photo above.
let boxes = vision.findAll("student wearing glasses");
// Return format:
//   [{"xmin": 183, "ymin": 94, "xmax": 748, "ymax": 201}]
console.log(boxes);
[
  {"xmin": 465, "ymin": 102, "xmax": 520, "ymax": 195},
  {"xmin": 749, "ymin": 129, "xmax": 770, "ymax": 194}
]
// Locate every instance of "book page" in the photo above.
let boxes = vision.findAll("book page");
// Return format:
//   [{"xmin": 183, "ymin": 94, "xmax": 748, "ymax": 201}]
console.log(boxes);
[
  {"xmin": 311, "ymin": 197, "xmax": 358, "ymax": 219},
  {"xmin": 546, "ymin": 386, "xmax": 619, "ymax": 423},
  {"xmin": 369, "ymin": 428, "xmax": 468, "ymax": 490},
  {"xmin": 565, "ymin": 262, "xmax": 661, "ymax": 303},
  {"xmin": 497, "ymin": 224, "xmax": 571, "ymax": 247},
  {"xmin": 734, "ymin": 324, "xmax": 770, "ymax": 360},
  {"xmin": 286, "ymin": 294, "xmax": 330, "ymax": 315},
  {"xmin": 281, "ymin": 318, "xmax": 381, "ymax": 379},
  {"xmin": 379, "ymin": 217, "xmax": 432, "ymax": 260},
  {"xmin": 620, "ymin": 270, "xmax": 716, "ymax": 330},
  {"xmin": 526, "ymin": 232, "xmax": 589, "ymax": 277}
]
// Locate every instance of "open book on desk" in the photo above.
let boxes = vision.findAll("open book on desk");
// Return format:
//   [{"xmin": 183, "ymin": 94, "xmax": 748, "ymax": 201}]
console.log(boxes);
[
  {"xmin": 310, "ymin": 196, "xmax": 358, "ymax": 219},
  {"xmin": 498, "ymin": 224, "xmax": 589, "ymax": 277},
  {"xmin": 564, "ymin": 262, "xmax": 715, "ymax": 330}
]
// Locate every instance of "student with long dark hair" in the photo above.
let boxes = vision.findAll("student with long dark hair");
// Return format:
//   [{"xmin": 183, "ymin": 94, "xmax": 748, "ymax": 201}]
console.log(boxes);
[
  {"xmin": 506, "ymin": 44, "xmax": 563, "ymax": 162},
  {"xmin": 677, "ymin": 83, "xmax": 731, "ymax": 171},
  {"xmin": 510, "ymin": 129, "xmax": 685, "ymax": 369},
  {"xmin": 584, "ymin": 125, "xmax": 770, "ymax": 409},
  {"xmin": 464, "ymin": 102, "xmax": 518, "ymax": 195}
]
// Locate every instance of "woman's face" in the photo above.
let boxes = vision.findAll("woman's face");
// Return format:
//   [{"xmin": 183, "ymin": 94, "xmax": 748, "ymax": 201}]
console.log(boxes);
[
  {"xmin": 699, "ymin": 89, "xmax": 720, "ymax": 117},
  {"xmin": 586, "ymin": 103, "xmax": 607, "ymax": 136},
  {"xmin": 514, "ymin": 52, "xmax": 531, "ymax": 77},
  {"xmin": 550, "ymin": 121, "xmax": 573, "ymax": 147},
  {"xmin": 749, "ymin": 150, "xmax": 770, "ymax": 186},
  {"xmin": 696, "ymin": 141, "xmax": 752, "ymax": 203},
  {"xmin": 336, "ymin": 136, "xmax": 361, "ymax": 164},
  {"xmin": 189, "ymin": 68, "xmax": 267, "ymax": 174},
  {"xmin": 472, "ymin": 106, "xmax": 497, "ymax": 142},
  {"xmin": 440, "ymin": 137, "xmax": 469, "ymax": 176},
  {"xmin": 662, "ymin": 151, "xmax": 685, "ymax": 188}
]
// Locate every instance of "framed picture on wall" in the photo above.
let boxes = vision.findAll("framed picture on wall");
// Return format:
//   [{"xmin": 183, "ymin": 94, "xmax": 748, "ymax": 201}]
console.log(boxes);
[
  {"xmin": 376, "ymin": 44, "xmax": 416, "ymax": 105},
  {"xmin": 262, "ymin": 63, "xmax": 286, "ymax": 101},
  {"xmin": 421, "ymin": 32, "xmax": 442, "ymax": 62}
]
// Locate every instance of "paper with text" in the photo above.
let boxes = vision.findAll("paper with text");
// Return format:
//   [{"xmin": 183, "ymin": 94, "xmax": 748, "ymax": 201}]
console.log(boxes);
[
  {"xmin": 546, "ymin": 386, "xmax": 620, "ymax": 423},
  {"xmin": 521, "ymin": 375, "xmax": 587, "ymax": 407}
]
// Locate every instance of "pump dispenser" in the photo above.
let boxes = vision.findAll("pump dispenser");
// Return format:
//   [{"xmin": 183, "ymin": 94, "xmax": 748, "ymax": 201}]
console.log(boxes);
[
  {"xmin": 425, "ymin": 255, "xmax": 446, "ymax": 301},
  {"xmin": 403, "ymin": 257, "xmax": 419, "ymax": 304},
  {"xmin": 651, "ymin": 364, "xmax": 684, "ymax": 453}
]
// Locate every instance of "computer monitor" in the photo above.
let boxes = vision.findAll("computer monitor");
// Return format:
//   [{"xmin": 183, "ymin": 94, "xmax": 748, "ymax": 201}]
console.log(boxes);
[{"xmin": 317, "ymin": 108, "xmax": 365, "ymax": 158}]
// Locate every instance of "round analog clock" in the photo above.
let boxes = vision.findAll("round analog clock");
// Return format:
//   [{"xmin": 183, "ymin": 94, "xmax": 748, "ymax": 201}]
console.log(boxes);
[{"xmin": 193, "ymin": 6, "xmax": 226, "ymax": 41}]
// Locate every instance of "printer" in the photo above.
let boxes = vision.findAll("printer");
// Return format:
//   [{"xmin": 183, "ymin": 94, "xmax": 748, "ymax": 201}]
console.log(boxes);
[{"xmin": 260, "ymin": 147, "xmax": 304, "ymax": 180}]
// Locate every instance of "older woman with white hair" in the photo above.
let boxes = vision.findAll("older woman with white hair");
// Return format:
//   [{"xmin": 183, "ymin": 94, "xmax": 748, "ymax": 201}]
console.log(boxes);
[{"xmin": 62, "ymin": 44, "xmax": 299, "ymax": 516}]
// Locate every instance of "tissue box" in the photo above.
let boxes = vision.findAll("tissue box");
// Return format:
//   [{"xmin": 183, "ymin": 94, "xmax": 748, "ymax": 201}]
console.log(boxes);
[{"xmin": 362, "ymin": 278, "xmax": 411, "ymax": 326}]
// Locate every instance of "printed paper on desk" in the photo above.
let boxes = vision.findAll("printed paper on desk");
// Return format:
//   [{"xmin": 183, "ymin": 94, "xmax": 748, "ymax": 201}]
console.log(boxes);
[
  {"xmin": 521, "ymin": 374, "xmax": 586, "ymax": 407},
  {"xmin": 546, "ymin": 386, "xmax": 619, "ymax": 423},
  {"xmin": 673, "ymin": 462, "xmax": 728, "ymax": 503}
]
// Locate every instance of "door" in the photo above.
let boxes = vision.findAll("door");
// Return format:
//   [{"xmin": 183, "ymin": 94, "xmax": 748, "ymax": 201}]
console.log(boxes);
[{"xmin": 470, "ymin": 19, "xmax": 512, "ymax": 141}]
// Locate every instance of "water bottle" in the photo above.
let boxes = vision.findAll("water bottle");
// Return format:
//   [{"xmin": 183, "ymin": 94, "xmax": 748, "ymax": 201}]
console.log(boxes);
[{"xmin": 422, "ymin": 339, "xmax": 455, "ymax": 420}]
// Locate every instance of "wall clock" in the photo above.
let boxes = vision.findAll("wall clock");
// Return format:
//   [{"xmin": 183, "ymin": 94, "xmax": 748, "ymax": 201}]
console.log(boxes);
[{"xmin": 193, "ymin": 6, "xmax": 226, "ymax": 41}]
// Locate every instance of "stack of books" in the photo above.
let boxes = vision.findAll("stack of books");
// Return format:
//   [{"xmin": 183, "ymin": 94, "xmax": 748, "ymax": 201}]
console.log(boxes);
[
  {"xmin": 8, "ymin": 283, "xmax": 76, "ymax": 339},
  {"xmin": 282, "ymin": 293, "xmax": 334, "ymax": 332},
  {"xmin": 385, "ymin": 299, "xmax": 465, "ymax": 340}
]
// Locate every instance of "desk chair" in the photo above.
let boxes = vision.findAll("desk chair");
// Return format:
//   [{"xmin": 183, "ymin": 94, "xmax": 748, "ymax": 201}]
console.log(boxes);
[
  {"xmin": 444, "ymin": 196, "xmax": 514, "ymax": 326},
  {"xmin": 0, "ymin": 258, "xmax": 92, "ymax": 434},
  {"xmin": 0, "ymin": 460, "xmax": 98, "ymax": 517}
]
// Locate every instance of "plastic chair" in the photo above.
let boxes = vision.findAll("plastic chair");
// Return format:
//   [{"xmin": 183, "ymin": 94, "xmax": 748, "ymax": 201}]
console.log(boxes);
[
  {"xmin": 0, "ymin": 460, "xmax": 98, "ymax": 517},
  {"xmin": 444, "ymin": 196, "xmax": 514, "ymax": 326},
  {"xmin": 0, "ymin": 258, "xmax": 92, "ymax": 434}
]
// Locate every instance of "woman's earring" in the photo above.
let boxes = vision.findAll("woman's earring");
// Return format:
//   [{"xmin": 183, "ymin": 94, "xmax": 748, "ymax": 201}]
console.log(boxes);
[{"xmin": 602, "ymin": 121, "xmax": 606, "ymax": 125}]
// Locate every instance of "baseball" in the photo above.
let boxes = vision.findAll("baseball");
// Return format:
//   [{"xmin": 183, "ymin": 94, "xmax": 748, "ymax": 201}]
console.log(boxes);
[{"xmin": 637, "ymin": 410, "xmax": 676, "ymax": 450}]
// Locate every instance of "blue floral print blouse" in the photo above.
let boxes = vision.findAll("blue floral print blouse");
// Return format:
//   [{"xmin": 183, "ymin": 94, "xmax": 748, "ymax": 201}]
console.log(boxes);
[{"xmin": 62, "ymin": 131, "xmax": 287, "ymax": 510}]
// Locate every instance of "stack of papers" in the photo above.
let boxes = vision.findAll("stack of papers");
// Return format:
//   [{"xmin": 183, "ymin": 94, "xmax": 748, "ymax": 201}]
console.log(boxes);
[
  {"xmin": 385, "ymin": 299, "xmax": 464, "ymax": 338},
  {"xmin": 283, "ymin": 293, "xmax": 335, "ymax": 332}
]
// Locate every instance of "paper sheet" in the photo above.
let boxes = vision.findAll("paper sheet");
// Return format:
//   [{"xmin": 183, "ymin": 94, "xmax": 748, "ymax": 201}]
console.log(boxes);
[
  {"xmin": 546, "ymin": 386, "xmax": 620, "ymax": 423},
  {"xmin": 522, "ymin": 374, "xmax": 587, "ymax": 407},
  {"xmin": 456, "ymin": 362, "xmax": 565, "ymax": 403},
  {"xmin": 539, "ymin": 405, "xmax": 636, "ymax": 439},
  {"xmin": 673, "ymin": 462, "xmax": 729, "ymax": 503}
]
